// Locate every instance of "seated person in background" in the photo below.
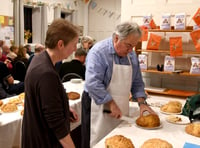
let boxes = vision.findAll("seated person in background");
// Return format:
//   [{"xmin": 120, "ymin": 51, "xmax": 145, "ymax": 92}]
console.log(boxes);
[
  {"xmin": 0, "ymin": 83, "xmax": 12, "ymax": 100},
  {"xmin": 0, "ymin": 62, "xmax": 24, "ymax": 97},
  {"xmin": 0, "ymin": 40, "xmax": 4, "ymax": 49},
  {"xmin": 7, "ymin": 45, "xmax": 18, "ymax": 61},
  {"xmin": 24, "ymin": 44, "xmax": 33, "ymax": 56},
  {"xmin": 81, "ymin": 36, "xmax": 95, "ymax": 52},
  {"xmin": 12, "ymin": 45, "xmax": 29, "ymax": 81},
  {"xmin": 59, "ymin": 48, "xmax": 87, "ymax": 81},
  {"xmin": 13, "ymin": 45, "xmax": 29, "ymax": 67},
  {"xmin": 0, "ymin": 47, "xmax": 13, "ymax": 71},
  {"xmin": 2, "ymin": 45, "xmax": 10, "ymax": 56},
  {"xmin": 28, "ymin": 43, "xmax": 45, "ymax": 66}
]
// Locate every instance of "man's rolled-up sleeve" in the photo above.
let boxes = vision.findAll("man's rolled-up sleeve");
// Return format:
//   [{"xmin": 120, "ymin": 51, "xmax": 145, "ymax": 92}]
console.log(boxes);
[{"xmin": 85, "ymin": 52, "xmax": 112, "ymax": 105}]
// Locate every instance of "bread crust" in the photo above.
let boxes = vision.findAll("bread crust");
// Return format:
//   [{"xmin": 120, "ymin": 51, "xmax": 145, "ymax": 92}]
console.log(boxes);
[
  {"xmin": 160, "ymin": 101, "xmax": 182, "ymax": 113},
  {"xmin": 1, "ymin": 103, "xmax": 18, "ymax": 113},
  {"xmin": 67, "ymin": 92, "xmax": 80, "ymax": 100},
  {"xmin": 0, "ymin": 100, "xmax": 3, "ymax": 107},
  {"xmin": 105, "ymin": 135, "xmax": 135, "ymax": 148},
  {"xmin": 141, "ymin": 138, "xmax": 173, "ymax": 148},
  {"xmin": 185, "ymin": 123, "xmax": 200, "ymax": 137},
  {"xmin": 136, "ymin": 114, "xmax": 160, "ymax": 128}
]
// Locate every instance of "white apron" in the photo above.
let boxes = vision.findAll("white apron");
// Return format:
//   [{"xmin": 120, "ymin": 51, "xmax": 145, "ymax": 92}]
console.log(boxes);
[{"xmin": 90, "ymin": 55, "xmax": 132, "ymax": 147}]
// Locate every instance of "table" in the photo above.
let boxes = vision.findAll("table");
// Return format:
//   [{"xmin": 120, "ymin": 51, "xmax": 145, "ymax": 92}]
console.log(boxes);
[
  {"xmin": 0, "ymin": 80, "xmax": 84, "ymax": 148},
  {"xmin": 63, "ymin": 80, "xmax": 84, "ymax": 130},
  {"xmin": 94, "ymin": 95, "xmax": 200, "ymax": 148}
]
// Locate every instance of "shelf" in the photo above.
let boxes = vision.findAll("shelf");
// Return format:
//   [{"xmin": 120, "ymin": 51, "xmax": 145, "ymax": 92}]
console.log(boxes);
[
  {"xmin": 141, "ymin": 69, "xmax": 200, "ymax": 77},
  {"xmin": 146, "ymin": 88, "xmax": 199, "ymax": 98},
  {"xmin": 137, "ymin": 49, "xmax": 200, "ymax": 54},
  {"xmin": 148, "ymin": 29, "xmax": 193, "ymax": 32}
]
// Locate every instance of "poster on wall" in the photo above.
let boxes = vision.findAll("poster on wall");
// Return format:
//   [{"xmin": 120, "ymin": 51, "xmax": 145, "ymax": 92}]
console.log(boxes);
[
  {"xmin": 0, "ymin": 15, "xmax": 14, "ymax": 46},
  {"xmin": 164, "ymin": 55, "xmax": 175, "ymax": 72},
  {"xmin": 138, "ymin": 54, "xmax": 147, "ymax": 70}
]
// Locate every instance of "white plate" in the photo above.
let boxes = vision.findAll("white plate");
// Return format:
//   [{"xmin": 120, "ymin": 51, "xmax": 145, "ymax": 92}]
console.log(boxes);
[
  {"xmin": 166, "ymin": 115, "xmax": 190, "ymax": 125},
  {"xmin": 160, "ymin": 109, "xmax": 182, "ymax": 115},
  {"xmin": 70, "ymin": 79, "xmax": 82, "ymax": 83},
  {"xmin": 135, "ymin": 122, "xmax": 163, "ymax": 130}
]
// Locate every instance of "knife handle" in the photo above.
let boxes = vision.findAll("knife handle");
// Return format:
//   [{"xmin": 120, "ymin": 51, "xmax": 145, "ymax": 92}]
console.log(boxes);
[{"xmin": 103, "ymin": 109, "xmax": 111, "ymax": 114}]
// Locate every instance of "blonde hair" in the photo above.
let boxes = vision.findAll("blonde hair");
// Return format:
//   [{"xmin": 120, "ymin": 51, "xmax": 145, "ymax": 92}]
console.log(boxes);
[{"xmin": 81, "ymin": 36, "xmax": 94, "ymax": 44}]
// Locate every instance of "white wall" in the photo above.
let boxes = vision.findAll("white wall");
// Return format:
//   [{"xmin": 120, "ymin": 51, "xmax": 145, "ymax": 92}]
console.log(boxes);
[
  {"xmin": 121, "ymin": 0, "xmax": 200, "ymax": 26},
  {"xmin": 121, "ymin": 0, "xmax": 200, "ymax": 92},
  {"xmin": 0, "ymin": 1, "xmax": 13, "ymax": 16},
  {"xmin": 88, "ymin": 0, "xmax": 121, "ymax": 41}
]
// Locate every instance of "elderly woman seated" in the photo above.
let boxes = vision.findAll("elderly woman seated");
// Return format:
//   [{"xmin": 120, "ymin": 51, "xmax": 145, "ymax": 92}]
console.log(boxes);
[{"xmin": 81, "ymin": 36, "xmax": 95, "ymax": 52}]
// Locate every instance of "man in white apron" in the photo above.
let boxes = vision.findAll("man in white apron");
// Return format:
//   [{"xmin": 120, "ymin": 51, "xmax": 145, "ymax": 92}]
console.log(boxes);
[{"xmin": 81, "ymin": 22, "xmax": 155, "ymax": 148}]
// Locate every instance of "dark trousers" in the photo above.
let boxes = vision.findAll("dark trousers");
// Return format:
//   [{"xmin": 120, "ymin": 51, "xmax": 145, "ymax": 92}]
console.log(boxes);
[
  {"xmin": 81, "ymin": 91, "xmax": 91, "ymax": 148},
  {"xmin": 7, "ymin": 82, "xmax": 24, "ymax": 95}
]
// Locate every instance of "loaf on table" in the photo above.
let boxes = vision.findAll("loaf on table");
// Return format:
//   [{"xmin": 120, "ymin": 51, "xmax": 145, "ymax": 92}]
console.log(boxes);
[
  {"xmin": 67, "ymin": 92, "xmax": 80, "ymax": 100},
  {"xmin": 185, "ymin": 123, "xmax": 200, "ymax": 138},
  {"xmin": 105, "ymin": 135, "xmax": 135, "ymax": 148},
  {"xmin": 141, "ymin": 138, "xmax": 173, "ymax": 148},
  {"xmin": 136, "ymin": 114, "xmax": 160, "ymax": 128},
  {"xmin": 160, "ymin": 101, "xmax": 182, "ymax": 113}
]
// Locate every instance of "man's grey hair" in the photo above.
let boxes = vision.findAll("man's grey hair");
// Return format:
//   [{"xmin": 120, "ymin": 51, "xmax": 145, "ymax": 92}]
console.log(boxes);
[{"xmin": 113, "ymin": 22, "xmax": 142, "ymax": 40}]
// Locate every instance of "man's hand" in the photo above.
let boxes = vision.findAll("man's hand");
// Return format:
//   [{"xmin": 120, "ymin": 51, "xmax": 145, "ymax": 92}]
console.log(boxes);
[
  {"xmin": 137, "ymin": 97, "xmax": 156, "ymax": 116},
  {"xmin": 139, "ymin": 104, "xmax": 156, "ymax": 116},
  {"xmin": 107, "ymin": 100, "xmax": 122, "ymax": 119},
  {"xmin": 69, "ymin": 107, "xmax": 79, "ymax": 122}
]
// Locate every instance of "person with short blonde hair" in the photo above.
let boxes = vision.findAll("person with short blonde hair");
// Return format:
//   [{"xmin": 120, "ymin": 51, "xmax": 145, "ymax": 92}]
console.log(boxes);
[{"xmin": 81, "ymin": 35, "xmax": 95, "ymax": 52}]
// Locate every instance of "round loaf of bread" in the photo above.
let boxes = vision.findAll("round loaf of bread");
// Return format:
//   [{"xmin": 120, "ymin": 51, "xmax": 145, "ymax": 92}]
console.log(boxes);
[
  {"xmin": 185, "ymin": 123, "xmax": 200, "ymax": 137},
  {"xmin": 105, "ymin": 135, "xmax": 135, "ymax": 148},
  {"xmin": 160, "ymin": 101, "xmax": 182, "ymax": 113},
  {"xmin": 141, "ymin": 138, "xmax": 173, "ymax": 148},
  {"xmin": 1, "ymin": 103, "xmax": 18, "ymax": 113},
  {"xmin": 136, "ymin": 114, "xmax": 160, "ymax": 128},
  {"xmin": 67, "ymin": 92, "xmax": 80, "ymax": 100},
  {"xmin": 0, "ymin": 100, "xmax": 3, "ymax": 107},
  {"xmin": 18, "ymin": 92, "xmax": 25, "ymax": 100},
  {"xmin": 8, "ymin": 97, "xmax": 23, "ymax": 105},
  {"xmin": 21, "ymin": 109, "xmax": 24, "ymax": 116}
]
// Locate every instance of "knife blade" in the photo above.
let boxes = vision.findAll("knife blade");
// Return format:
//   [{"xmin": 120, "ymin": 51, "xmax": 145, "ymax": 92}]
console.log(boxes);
[
  {"xmin": 103, "ymin": 110, "xmax": 134, "ymax": 123},
  {"xmin": 120, "ymin": 115, "xmax": 135, "ymax": 123}
]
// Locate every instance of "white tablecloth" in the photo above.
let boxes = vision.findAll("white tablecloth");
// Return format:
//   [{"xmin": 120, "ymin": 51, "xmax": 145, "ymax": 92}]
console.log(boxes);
[
  {"xmin": 0, "ymin": 80, "xmax": 84, "ymax": 148},
  {"xmin": 94, "ymin": 95, "xmax": 200, "ymax": 148},
  {"xmin": 63, "ymin": 81, "xmax": 84, "ymax": 130}
]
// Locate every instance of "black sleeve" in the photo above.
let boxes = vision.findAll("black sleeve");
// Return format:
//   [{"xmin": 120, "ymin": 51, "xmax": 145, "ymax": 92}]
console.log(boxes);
[
  {"xmin": 38, "ymin": 72, "xmax": 70, "ymax": 140},
  {"xmin": 81, "ymin": 65, "xmax": 86, "ymax": 80},
  {"xmin": 0, "ymin": 62, "xmax": 10, "ymax": 80}
]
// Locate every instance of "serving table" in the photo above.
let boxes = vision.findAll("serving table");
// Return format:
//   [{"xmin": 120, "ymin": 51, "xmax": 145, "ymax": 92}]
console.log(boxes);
[
  {"xmin": 94, "ymin": 95, "xmax": 200, "ymax": 148},
  {"xmin": 0, "ymin": 80, "xmax": 84, "ymax": 148}
]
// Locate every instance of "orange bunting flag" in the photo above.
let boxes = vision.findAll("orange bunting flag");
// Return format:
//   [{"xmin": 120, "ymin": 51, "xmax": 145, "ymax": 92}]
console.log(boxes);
[
  {"xmin": 169, "ymin": 37, "xmax": 183, "ymax": 57},
  {"xmin": 146, "ymin": 33, "xmax": 162, "ymax": 50},
  {"xmin": 140, "ymin": 26, "xmax": 148, "ymax": 41},
  {"xmin": 190, "ymin": 29, "xmax": 200, "ymax": 51},
  {"xmin": 85, "ymin": 0, "xmax": 90, "ymax": 4},
  {"xmin": 149, "ymin": 19, "xmax": 157, "ymax": 29},
  {"xmin": 192, "ymin": 8, "xmax": 200, "ymax": 25}
]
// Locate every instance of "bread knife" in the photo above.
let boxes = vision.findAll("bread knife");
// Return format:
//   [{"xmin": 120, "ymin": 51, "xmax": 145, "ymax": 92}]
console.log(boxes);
[
  {"xmin": 103, "ymin": 110, "xmax": 134, "ymax": 123},
  {"xmin": 120, "ymin": 115, "xmax": 135, "ymax": 123}
]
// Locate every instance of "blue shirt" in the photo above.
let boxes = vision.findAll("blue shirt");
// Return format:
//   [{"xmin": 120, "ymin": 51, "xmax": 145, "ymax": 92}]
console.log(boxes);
[{"xmin": 84, "ymin": 37, "xmax": 146, "ymax": 105}]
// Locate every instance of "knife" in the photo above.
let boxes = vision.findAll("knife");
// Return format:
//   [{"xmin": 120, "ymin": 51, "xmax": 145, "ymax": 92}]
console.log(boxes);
[
  {"xmin": 120, "ymin": 115, "xmax": 135, "ymax": 123},
  {"xmin": 103, "ymin": 110, "xmax": 134, "ymax": 123}
]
